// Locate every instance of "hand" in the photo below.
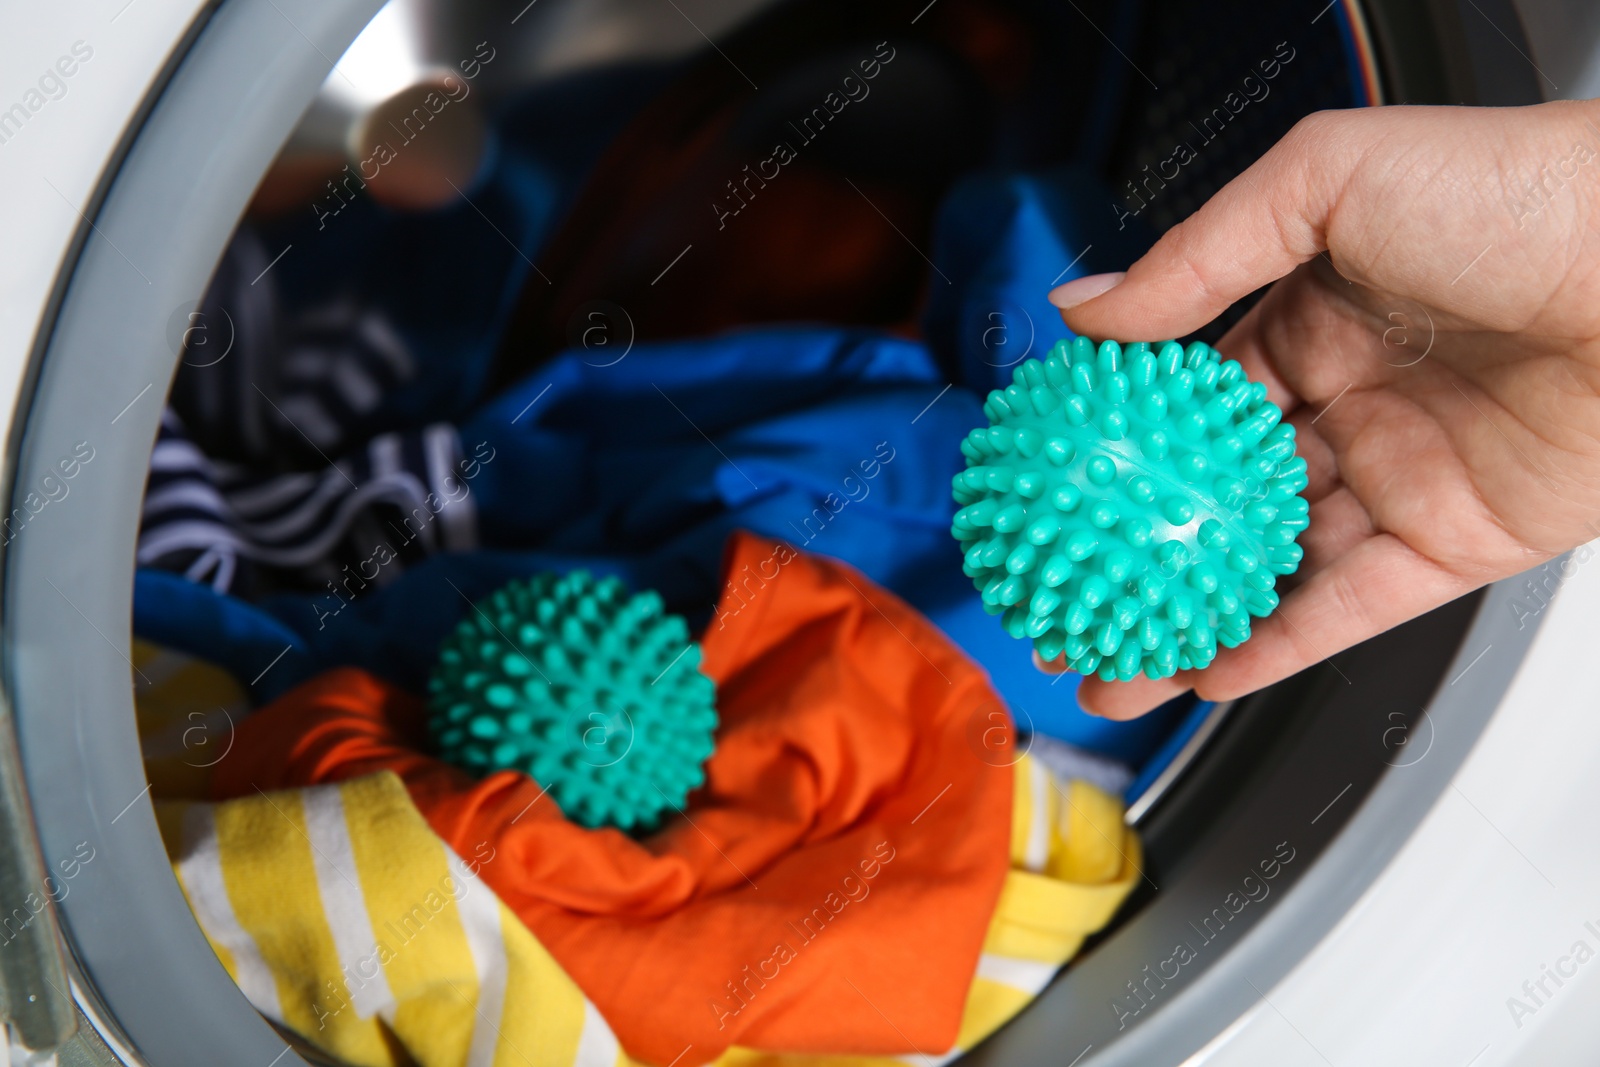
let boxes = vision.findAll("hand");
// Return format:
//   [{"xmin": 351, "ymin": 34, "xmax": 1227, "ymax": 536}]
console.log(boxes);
[{"xmin": 1038, "ymin": 102, "xmax": 1600, "ymax": 719}]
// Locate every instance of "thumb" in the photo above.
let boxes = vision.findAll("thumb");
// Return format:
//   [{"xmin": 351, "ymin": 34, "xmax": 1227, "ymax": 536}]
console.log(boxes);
[{"xmin": 1050, "ymin": 111, "xmax": 1352, "ymax": 341}]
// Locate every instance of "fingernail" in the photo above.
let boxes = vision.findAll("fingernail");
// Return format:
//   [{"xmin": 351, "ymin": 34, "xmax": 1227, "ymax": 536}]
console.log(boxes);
[{"xmin": 1048, "ymin": 271, "xmax": 1125, "ymax": 310}]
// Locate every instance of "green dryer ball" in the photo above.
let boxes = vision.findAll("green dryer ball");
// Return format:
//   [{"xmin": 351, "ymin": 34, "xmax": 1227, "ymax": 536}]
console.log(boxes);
[
  {"xmin": 426, "ymin": 571, "xmax": 718, "ymax": 831},
  {"xmin": 951, "ymin": 337, "xmax": 1309, "ymax": 682}
]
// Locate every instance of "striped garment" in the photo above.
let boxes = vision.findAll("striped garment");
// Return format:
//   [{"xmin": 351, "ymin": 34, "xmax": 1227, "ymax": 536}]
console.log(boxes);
[
  {"xmin": 139, "ymin": 409, "xmax": 478, "ymax": 593},
  {"xmin": 169, "ymin": 228, "xmax": 417, "ymax": 465},
  {"xmin": 142, "ymin": 226, "xmax": 474, "ymax": 594},
  {"xmin": 135, "ymin": 642, "xmax": 1141, "ymax": 1067}
]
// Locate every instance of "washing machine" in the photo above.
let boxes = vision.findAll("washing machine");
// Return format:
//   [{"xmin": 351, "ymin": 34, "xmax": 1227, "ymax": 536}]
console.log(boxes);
[{"xmin": 2, "ymin": 0, "xmax": 1599, "ymax": 1064}]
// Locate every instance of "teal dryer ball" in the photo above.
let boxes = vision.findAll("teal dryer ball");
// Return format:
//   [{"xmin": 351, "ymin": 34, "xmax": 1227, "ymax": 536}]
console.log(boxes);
[
  {"xmin": 951, "ymin": 337, "xmax": 1309, "ymax": 682},
  {"xmin": 427, "ymin": 571, "xmax": 719, "ymax": 831}
]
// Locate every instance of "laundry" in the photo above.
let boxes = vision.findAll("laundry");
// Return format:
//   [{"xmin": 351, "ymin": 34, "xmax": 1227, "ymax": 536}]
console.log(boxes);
[
  {"xmin": 710, "ymin": 40, "xmax": 899, "ymax": 231},
  {"xmin": 136, "ymin": 84, "xmax": 1194, "ymax": 752},
  {"xmin": 137, "ymin": 323, "xmax": 1188, "ymax": 759},
  {"xmin": 139, "ymin": 409, "xmax": 485, "ymax": 594},
  {"xmin": 208, "ymin": 533, "xmax": 1142, "ymax": 1066},
  {"xmin": 483, "ymin": 17, "xmax": 986, "ymax": 377},
  {"xmin": 167, "ymin": 228, "xmax": 423, "ymax": 466},
  {"xmin": 147, "ymin": 66, "xmax": 659, "ymax": 588},
  {"xmin": 158, "ymin": 759, "xmax": 1131, "ymax": 1067}
]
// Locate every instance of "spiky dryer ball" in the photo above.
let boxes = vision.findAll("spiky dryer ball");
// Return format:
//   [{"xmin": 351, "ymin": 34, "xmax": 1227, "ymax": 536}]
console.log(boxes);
[
  {"xmin": 951, "ymin": 338, "xmax": 1309, "ymax": 682},
  {"xmin": 427, "ymin": 571, "xmax": 718, "ymax": 831}
]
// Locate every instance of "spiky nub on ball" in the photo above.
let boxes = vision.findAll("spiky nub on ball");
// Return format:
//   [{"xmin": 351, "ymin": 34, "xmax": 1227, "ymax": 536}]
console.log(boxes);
[
  {"xmin": 951, "ymin": 337, "xmax": 1308, "ymax": 682},
  {"xmin": 427, "ymin": 571, "xmax": 718, "ymax": 831}
]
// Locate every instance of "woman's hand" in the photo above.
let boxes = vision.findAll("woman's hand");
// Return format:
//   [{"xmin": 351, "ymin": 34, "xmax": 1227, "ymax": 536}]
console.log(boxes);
[{"xmin": 1038, "ymin": 102, "xmax": 1600, "ymax": 719}]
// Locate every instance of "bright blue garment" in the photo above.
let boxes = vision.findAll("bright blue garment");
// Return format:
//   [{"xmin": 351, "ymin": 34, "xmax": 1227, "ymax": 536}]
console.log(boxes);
[
  {"xmin": 134, "ymin": 570, "xmax": 314, "ymax": 702},
  {"xmin": 922, "ymin": 167, "xmax": 1153, "ymax": 395}
]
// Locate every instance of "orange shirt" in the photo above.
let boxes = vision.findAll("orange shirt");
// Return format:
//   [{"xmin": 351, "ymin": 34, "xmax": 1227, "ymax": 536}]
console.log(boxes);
[{"xmin": 214, "ymin": 533, "xmax": 1014, "ymax": 1066}]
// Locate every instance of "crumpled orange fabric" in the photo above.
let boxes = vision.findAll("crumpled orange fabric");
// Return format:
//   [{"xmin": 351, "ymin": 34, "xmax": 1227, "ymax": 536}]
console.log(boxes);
[{"xmin": 213, "ymin": 532, "xmax": 1014, "ymax": 1066}]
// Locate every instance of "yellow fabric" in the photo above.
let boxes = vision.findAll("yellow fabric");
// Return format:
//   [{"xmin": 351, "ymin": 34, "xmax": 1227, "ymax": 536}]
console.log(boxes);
[
  {"xmin": 132, "ymin": 639, "xmax": 250, "ymax": 798},
  {"xmin": 136, "ymin": 642, "xmax": 1140, "ymax": 1067}
]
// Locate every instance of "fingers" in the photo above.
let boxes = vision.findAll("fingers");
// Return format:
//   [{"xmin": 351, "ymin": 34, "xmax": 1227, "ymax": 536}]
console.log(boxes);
[
  {"xmin": 1189, "ymin": 533, "xmax": 1479, "ymax": 697},
  {"xmin": 1050, "ymin": 112, "xmax": 1358, "ymax": 341},
  {"xmin": 1213, "ymin": 297, "xmax": 1303, "ymax": 416},
  {"xmin": 1077, "ymin": 531, "xmax": 1481, "ymax": 719},
  {"xmin": 1298, "ymin": 486, "xmax": 1373, "ymax": 571},
  {"xmin": 1077, "ymin": 673, "xmax": 1187, "ymax": 720},
  {"xmin": 1285, "ymin": 406, "xmax": 1342, "ymax": 505}
]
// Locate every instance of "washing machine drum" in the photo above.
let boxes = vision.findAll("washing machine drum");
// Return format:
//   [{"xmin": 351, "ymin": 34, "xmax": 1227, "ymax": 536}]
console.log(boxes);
[{"xmin": 0, "ymin": 0, "xmax": 1554, "ymax": 1065}]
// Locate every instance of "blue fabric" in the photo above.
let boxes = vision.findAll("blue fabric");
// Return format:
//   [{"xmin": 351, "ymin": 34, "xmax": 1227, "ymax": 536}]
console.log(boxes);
[
  {"xmin": 134, "ymin": 570, "xmax": 316, "ymax": 704},
  {"xmin": 261, "ymin": 327, "xmax": 969, "ymax": 684},
  {"xmin": 922, "ymin": 167, "xmax": 1153, "ymax": 396},
  {"xmin": 137, "ymin": 166, "xmax": 1190, "ymax": 765}
]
